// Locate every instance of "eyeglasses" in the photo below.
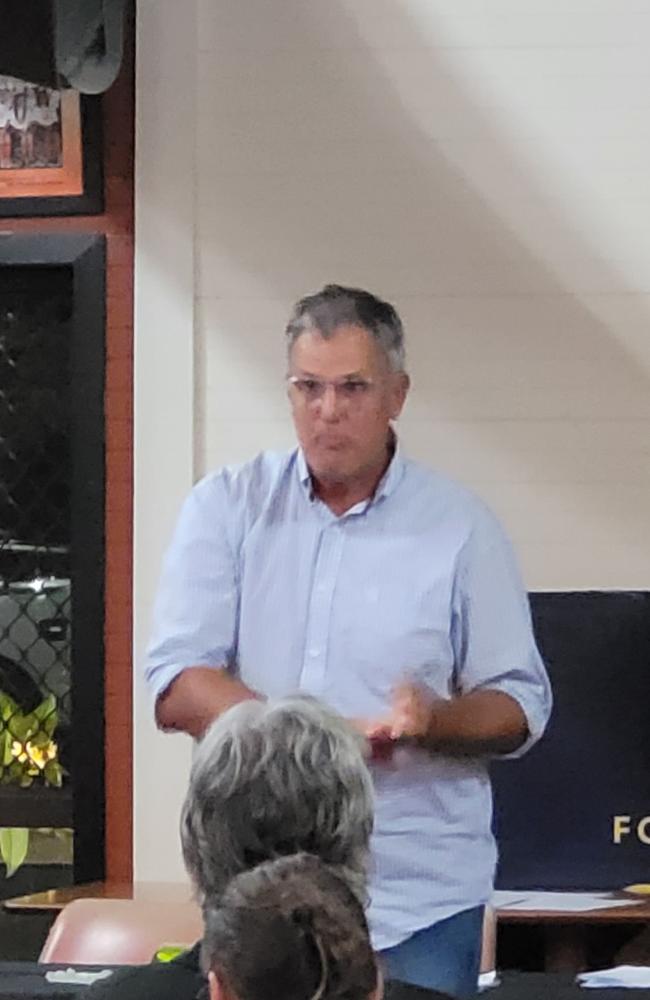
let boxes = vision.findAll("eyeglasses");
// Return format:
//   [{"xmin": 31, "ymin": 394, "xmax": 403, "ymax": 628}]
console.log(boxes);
[{"xmin": 287, "ymin": 375, "xmax": 377, "ymax": 408}]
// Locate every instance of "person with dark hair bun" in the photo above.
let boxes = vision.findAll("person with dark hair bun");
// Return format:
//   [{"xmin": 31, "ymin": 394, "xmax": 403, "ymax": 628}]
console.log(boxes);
[
  {"xmin": 202, "ymin": 854, "xmax": 380, "ymax": 1000},
  {"xmin": 202, "ymin": 854, "xmax": 450, "ymax": 1000}
]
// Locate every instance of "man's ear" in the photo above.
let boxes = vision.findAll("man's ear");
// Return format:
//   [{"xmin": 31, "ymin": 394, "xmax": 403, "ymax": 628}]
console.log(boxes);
[
  {"xmin": 388, "ymin": 371, "xmax": 410, "ymax": 420},
  {"xmin": 208, "ymin": 969, "xmax": 232, "ymax": 1000}
]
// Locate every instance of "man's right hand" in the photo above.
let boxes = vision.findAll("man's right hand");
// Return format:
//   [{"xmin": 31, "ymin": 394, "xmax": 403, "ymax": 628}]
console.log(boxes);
[{"xmin": 155, "ymin": 666, "xmax": 261, "ymax": 739}]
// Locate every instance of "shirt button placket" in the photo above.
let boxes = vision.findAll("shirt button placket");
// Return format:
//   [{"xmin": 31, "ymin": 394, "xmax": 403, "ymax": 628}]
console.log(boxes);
[{"xmin": 300, "ymin": 521, "xmax": 345, "ymax": 696}]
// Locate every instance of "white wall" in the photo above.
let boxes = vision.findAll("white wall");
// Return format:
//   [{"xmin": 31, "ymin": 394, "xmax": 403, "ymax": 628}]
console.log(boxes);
[
  {"xmin": 133, "ymin": 0, "xmax": 198, "ymax": 881},
  {"xmin": 135, "ymin": 0, "xmax": 650, "ymax": 875},
  {"xmin": 195, "ymin": 0, "xmax": 650, "ymax": 589}
]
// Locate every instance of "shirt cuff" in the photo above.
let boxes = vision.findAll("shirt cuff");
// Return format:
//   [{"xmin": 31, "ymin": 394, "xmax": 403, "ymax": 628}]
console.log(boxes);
[
  {"xmin": 145, "ymin": 661, "xmax": 187, "ymax": 707},
  {"xmin": 481, "ymin": 677, "xmax": 552, "ymax": 759}
]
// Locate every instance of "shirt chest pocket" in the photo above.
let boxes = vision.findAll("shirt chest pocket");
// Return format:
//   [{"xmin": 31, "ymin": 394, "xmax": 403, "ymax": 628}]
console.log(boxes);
[{"xmin": 332, "ymin": 572, "xmax": 457, "ymax": 700}]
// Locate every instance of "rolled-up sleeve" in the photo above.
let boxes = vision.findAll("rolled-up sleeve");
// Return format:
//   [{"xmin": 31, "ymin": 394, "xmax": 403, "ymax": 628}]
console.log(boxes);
[
  {"xmin": 451, "ymin": 509, "xmax": 552, "ymax": 756},
  {"xmin": 144, "ymin": 474, "xmax": 239, "ymax": 704}
]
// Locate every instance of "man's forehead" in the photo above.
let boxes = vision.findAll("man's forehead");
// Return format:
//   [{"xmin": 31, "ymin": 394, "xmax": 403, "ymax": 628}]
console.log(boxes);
[
  {"xmin": 289, "ymin": 324, "xmax": 384, "ymax": 371},
  {"xmin": 293, "ymin": 369, "xmax": 366, "ymax": 381}
]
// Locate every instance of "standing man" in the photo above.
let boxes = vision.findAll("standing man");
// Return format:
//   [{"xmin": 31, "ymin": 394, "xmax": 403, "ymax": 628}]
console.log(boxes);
[{"xmin": 146, "ymin": 284, "xmax": 551, "ymax": 997}]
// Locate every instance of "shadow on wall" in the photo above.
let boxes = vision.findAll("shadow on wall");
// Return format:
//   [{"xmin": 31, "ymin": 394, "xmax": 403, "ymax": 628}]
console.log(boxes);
[{"xmin": 190, "ymin": 0, "xmax": 649, "ymax": 560}]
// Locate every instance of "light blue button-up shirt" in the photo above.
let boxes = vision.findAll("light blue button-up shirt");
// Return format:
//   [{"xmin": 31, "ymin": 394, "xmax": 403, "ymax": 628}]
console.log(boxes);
[{"xmin": 146, "ymin": 445, "xmax": 551, "ymax": 949}]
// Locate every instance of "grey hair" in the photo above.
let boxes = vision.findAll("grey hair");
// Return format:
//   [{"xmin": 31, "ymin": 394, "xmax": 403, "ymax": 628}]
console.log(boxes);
[
  {"xmin": 180, "ymin": 695, "xmax": 374, "ymax": 909},
  {"xmin": 286, "ymin": 284, "xmax": 406, "ymax": 372}
]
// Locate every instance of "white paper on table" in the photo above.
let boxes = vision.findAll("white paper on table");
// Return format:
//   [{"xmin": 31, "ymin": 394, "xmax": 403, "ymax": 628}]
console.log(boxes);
[
  {"xmin": 478, "ymin": 970, "xmax": 500, "ymax": 991},
  {"xmin": 45, "ymin": 968, "xmax": 114, "ymax": 985},
  {"xmin": 492, "ymin": 890, "xmax": 530, "ymax": 909},
  {"xmin": 494, "ymin": 891, "xmax": 641, "ymax": 913},
  {"xmin": 578, "ymin": 965, "xmax": 650, "ymax": 989}
]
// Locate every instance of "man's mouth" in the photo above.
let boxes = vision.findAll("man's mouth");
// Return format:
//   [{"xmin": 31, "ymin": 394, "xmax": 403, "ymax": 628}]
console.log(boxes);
[{"xmin": 317, "ymin": 438, "xmax": 347, "ymax": 450}]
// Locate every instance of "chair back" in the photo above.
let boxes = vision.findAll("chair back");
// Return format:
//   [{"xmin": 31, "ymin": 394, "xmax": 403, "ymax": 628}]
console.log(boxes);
[
  {"xmin": 480, "ymin": 905, "xmax": 497, "ymax": 974},
  {"xmin": 39, "ymin": 897, "xmax": 203, "ymax": 965}
]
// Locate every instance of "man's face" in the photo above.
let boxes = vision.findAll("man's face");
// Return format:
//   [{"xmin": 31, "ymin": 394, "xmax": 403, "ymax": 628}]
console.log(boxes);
[{"xmin": 288, "ymin": 324, "xmax": 409, "ymax": 485}]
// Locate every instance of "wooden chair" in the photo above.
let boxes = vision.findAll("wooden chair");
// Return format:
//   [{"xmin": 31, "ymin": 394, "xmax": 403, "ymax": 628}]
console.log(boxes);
[
  {"xmin": 39, "ymin": 897, "xmax": 203, "ymax": 965},
  {"xmin": 481, "ymin": 905, "xmax": 497, "ymax": 973}
]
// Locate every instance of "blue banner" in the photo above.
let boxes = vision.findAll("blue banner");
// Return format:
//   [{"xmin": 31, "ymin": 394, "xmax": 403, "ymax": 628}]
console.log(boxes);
[{"xmin": 492, "ymin": 591, "xmax": 650, "ymax": 891}]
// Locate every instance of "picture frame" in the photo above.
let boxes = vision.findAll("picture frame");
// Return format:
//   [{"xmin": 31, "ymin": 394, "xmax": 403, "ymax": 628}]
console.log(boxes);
[{"xmin": 0, "ymin": 77, "xmax": 103, "ymax": 218}]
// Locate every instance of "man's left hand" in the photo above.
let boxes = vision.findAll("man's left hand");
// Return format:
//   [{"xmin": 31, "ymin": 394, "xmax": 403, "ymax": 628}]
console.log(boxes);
[
  {"xmin": 389, "ymin": 684, "xmax": 530, "ymax": 755},
  {"xmin": 389, "ymin": 681, "xmax": 435, "ymax": 742}
]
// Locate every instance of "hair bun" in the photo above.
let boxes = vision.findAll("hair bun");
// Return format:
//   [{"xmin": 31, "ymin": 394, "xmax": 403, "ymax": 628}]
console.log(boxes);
[{"xmin": 290, "ymin": 903, "xmax": 314, "ymax": 930}]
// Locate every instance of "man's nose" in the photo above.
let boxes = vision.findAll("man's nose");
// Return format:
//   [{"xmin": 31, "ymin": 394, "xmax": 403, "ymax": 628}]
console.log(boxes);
[{"xmin": 319, "ymin": 383, "xmax": 342, "ymax": 420}]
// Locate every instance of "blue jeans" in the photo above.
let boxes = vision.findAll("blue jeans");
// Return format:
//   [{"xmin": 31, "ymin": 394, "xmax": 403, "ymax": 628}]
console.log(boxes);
[{"xmin": 379, "ymin": 905, "xmax": 484, "ymax": 998}]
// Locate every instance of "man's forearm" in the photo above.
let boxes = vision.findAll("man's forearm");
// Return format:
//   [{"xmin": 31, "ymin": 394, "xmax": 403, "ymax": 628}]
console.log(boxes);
[
  {"xmin": 423, "ymin": 689, "xmax": 528, "ymax": 755},
  {"xmin": 389, "ymin": 684, "xmax": 529, "ymax": 755},
  {"xmin": 155, "ymin": 666, "xmax": 261, "ymax": 738}
]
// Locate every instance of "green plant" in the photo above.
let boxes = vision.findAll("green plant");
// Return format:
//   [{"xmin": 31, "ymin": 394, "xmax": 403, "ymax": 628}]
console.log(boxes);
[
  {"xmin": 0, "ymin": 828, "xmax": 29, "ymax": 877},
  {"xmin": 0, "ymin": 691, "xmax": 63, "ymax": 787},
  {"xmin": 0, "ymin": 690, "xmax": 64, "ymax": 877}
]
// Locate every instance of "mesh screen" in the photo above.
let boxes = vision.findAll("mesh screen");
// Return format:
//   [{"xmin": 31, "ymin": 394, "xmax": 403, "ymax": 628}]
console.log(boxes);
[{"xmin": 0, "ymin": 266, "xmax": 72, "ymax": 791}]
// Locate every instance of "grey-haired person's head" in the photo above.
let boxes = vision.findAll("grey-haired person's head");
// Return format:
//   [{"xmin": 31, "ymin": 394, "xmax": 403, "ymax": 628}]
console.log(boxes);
[
  {"xmin": 285, "ymin": 284, "xmax": 406, "ymax": 372},
  {"xmin": 180, "ymin": 695, "xmax": 374, "ymax": 907}
]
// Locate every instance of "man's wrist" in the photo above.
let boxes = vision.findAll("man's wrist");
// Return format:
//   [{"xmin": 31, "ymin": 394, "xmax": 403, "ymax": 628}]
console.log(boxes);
[
  {"xmin": 155, "ymin": 665, "xmax": 262, "ymax": 738},
  {"xmin": 420, "ymin": 696, "xmax": 445, "ymax": 748}
]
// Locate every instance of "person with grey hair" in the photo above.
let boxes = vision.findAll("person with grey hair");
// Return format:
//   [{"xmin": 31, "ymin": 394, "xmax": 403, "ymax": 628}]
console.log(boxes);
[
  {"xmin": 181, "ymin": 695, "xmax": 373, "ymax": 907},
  {"xmin": 146, "ymin": 283, "xmax": 552, "ymax": 996},
  {"xmin": 84, "ymin": 694, "xmax": 375, "ymax": 1000}
]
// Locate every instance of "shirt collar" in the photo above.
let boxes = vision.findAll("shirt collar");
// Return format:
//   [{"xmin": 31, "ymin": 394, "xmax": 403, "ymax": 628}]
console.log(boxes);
[
  {"xmin": 296, "ymin": 432, "xmax": 405, "ymax": 507},
  {"xmin": 297, "ymin": 446, "xmax": 311, "ymax": 491},
  {"xmin": 375, "ymin": 435, "xmax": 405, "ymax": 501}
]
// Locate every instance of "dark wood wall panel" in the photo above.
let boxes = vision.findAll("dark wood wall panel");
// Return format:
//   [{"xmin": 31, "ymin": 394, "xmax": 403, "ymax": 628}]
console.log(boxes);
[{"xmin": 1, "ymin": 12, "xmax": 135, "ymax": 882}]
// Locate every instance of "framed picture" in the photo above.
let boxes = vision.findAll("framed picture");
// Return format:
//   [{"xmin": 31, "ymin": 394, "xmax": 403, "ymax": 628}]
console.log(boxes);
[{"xmin": 0, "ymin": 76, "xmax": 103, "ymax": 217}]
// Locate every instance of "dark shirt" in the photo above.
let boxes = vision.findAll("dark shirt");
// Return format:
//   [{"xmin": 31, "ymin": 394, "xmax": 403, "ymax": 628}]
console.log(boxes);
[
  {"xmin": 83, "ymin": 943, "xmax": 204, "ymax": 1000},
  {"xmin": 82, "ymin": 942, "xmax": 453, "ymax": 1000}
]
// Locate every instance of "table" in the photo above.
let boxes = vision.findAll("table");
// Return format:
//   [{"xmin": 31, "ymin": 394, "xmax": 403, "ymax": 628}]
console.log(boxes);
[
  {"xmin": 2, "ymin": 882, "xmax": 193, "ymax": 913},
  {"xmin": 1, "ymin": 968, "xmax": 649, "ymax": 1000},
  {"xmin": 498, "ymin": 900, "xmax": 650, "ymax": 972},
  {"xmin": 494, "ymin": 971, "xmax": 650, "ymax": 1000},
  {"xmin": 0, "ymin": 961, "xmax": 122, "ymax": 999},
  {"xmin": 5, "ymin": 884, "xmax": 650, "ymax": 974}
]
